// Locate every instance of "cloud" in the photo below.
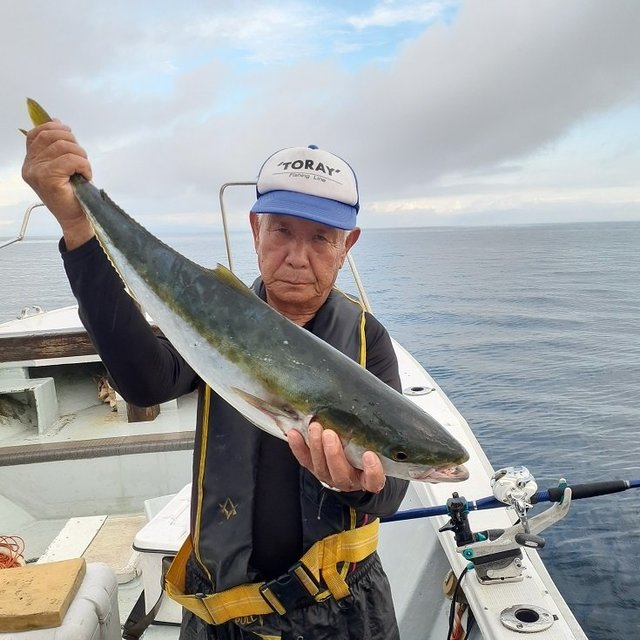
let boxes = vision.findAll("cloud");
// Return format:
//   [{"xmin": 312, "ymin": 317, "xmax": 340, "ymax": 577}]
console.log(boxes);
[
  {"xmin": 338, "ymin": 1, "xmax": 640, "ymax": 198},
  {"xmin": 186, "ymin": 3, "xmax": 325, "ymax": 63},
  {"xmin": 347, "ymin": 0, "xmax": 454, "ymax": 30},
  {"xmin": 2, "ymin": 0, "xmax": 639, "ymax": 235},
  {"xmin": 369, "ymin": 185, "xmax": 640, "ymax": 218}
]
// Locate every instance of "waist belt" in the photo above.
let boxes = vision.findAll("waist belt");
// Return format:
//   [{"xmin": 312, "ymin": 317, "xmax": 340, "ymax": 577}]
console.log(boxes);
[{"xmin": 164, "ymin": 518, "xmax": 379, "ymax": 625}]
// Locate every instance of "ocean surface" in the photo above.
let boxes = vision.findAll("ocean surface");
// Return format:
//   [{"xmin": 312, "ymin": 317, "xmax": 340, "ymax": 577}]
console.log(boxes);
[{"xmin": 2, "ymin": 221, "xmax": 639, "ymax": 639}]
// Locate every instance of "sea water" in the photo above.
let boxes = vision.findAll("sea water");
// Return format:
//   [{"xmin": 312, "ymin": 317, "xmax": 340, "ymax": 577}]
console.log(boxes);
[{"xmin": 1, "ymin": 221, "xmax": 639, "ymax": 639}]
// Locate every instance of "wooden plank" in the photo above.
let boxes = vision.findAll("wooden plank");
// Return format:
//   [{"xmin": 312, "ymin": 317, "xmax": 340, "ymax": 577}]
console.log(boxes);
[
  {"xmin": 127, "ymin": 402, "xmax": 161, "ymax": 422},
  {"xmin": 0, "ymin": 557, "xmax": 86, "ymax": 632},
  {"xmin": 0, "ymin": 325, "xmax": 162, "ymax": 363},
  {"xmin": 0, "ymin": 331, "xmax": 97, "ymax": 363}
]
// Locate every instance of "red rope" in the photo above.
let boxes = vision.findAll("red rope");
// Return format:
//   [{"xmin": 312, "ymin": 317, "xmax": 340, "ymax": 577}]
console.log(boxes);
[{"xmin": 0, "ymin": 535, "xmax": 26, "ymax": 568}]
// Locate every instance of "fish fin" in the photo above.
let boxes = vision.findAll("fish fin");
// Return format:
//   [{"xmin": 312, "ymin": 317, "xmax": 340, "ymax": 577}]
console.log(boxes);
[
  {"xmin": 213, "ymin": 264, "xmax": 256, "ymax": 299},
  {"xmin": 230, "ymin": 387, "xmax": 300, "ymax": 437},
  {"xmin": 26, "ymin": 98, "xmax": 53, "ymax": 127}
]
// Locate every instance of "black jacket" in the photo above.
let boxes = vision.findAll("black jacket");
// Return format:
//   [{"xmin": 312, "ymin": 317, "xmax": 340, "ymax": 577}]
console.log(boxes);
[{"xmin": 62, "ymin": 237, "xmax": 408, "ymax": 638}]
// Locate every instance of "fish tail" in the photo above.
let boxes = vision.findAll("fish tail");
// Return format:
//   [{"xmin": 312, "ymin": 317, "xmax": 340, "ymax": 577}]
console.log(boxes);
[{"xmin": 26, "ymin": 98, "xmax": 53, "ymax": 127}]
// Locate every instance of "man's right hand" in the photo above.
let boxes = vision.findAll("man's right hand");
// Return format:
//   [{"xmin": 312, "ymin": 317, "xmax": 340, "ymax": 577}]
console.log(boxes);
[{"xmin": 22, "ymin": 121, "xmax": 95, "ymax": 249}]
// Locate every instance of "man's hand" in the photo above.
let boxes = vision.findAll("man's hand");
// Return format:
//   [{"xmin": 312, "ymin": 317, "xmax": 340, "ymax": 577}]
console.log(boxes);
[
  {"xmin": 288, "ymin": 422, "xmax": 386, "ymax": 494},
  {"xmin": 22, "ymin": 121, "xmax": 95, "ymax": 249}
]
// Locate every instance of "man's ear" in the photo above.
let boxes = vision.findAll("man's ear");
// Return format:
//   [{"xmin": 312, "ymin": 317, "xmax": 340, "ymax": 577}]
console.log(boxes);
[
  {"xmin": 345, "ymin": 227, "xmax": 361, "ymax": 252},
  {"xmin": 339, "ymin": 227, "xmax": 361, "ymax": 269},
  {"xmin": 249, "ymin": 212, "xmax": 261, "ymax": 249}
]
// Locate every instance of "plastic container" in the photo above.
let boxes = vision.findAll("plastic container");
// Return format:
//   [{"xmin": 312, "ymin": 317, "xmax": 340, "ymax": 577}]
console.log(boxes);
[{"xmin": 132, "ymin": 484, "xmax": 191, "ymax": 625}]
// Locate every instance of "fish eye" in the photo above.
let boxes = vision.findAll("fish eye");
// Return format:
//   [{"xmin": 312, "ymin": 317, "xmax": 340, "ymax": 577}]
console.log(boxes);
[{"xmin": 391, "ymin": 448, "xmax": 408, "ymax": 462}]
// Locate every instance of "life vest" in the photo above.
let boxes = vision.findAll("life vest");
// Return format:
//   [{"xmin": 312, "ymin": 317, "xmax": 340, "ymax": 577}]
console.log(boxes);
[{"xmin": 186, "ymin": 282, "xmax": 369, "ymax": 594}]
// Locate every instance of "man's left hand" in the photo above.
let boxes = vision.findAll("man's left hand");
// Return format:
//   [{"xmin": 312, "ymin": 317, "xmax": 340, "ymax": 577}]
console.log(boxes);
[{"xmin": 287, "ymin": 422, "xmax": 386, "ymax": 494}]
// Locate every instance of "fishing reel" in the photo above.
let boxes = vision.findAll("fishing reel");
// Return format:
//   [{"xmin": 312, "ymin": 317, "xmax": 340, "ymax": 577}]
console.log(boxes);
[
  {"xmin": 491, "ymin": 466, "xmax": 538, "ymax": 525},
  {"xmin": 439, "ymin": 467, "xmax": 572, "ymax": 585}
]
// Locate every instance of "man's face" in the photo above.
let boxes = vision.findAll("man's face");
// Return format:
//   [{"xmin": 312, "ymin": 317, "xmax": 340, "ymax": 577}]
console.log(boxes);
[{"xmin": 250, "ymin": 213, "xmax": 360, "ymax": 317}]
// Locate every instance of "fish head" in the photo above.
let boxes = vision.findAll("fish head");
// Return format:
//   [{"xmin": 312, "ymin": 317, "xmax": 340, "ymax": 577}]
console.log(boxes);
[
  {"xmin": 358, "ymin": 407, "xmax": 470, "ymax": 482},
  {"xmin": 315, "ymin": 405, "xmax": 470, "ymax": 483},
  {"xmin": 376, "ymin": 441, "xmax": 470, "ymax": 483}
]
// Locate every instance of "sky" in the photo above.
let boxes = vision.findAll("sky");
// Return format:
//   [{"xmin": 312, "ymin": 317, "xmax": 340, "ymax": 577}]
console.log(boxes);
[{"xmin": 1, "ymin": 0, "xmax": 640, "ymax": 237}]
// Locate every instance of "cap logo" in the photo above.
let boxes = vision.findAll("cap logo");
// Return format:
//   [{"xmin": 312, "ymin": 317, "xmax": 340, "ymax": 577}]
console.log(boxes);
[{"xmin": 277, "ymin": 159, "xmax": 341, "ymax": 177}]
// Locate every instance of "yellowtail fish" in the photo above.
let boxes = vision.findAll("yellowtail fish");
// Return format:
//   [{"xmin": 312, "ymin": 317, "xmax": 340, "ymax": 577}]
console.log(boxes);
[{"xmin": 24, "ymin": 98, "xmax": 469, "ymax": 482}]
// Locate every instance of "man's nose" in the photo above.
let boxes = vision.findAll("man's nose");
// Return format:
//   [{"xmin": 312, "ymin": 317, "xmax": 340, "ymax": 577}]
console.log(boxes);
[{"xmin": 286, "ymin": 237, "xmax": 310, "ymax": 267}]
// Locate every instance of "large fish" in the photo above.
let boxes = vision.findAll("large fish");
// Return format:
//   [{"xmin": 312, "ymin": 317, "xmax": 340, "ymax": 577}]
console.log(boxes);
[{"xmin": 25, "ymin": 98, "xmax": 469, "ymax": 482}]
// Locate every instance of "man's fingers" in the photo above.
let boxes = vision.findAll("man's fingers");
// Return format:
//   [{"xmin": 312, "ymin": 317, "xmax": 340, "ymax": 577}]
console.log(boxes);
[
  {"xmin": 288, "ymin": 425, "xmax": 387, "ymax": 494},
  {"xmin": 308, "ymin": 423, "xmax": 330, "ymax": 481},
  {"xmin": 323, "ymin": 429, "xmax": 357, "ymax": 490},
  {"xmin": 361, "ymin": 451, "xmax": 386, "ymax": 494},
  {"xmin": 287, "ymin": 429, "xmax": 312, "ymax": 468},
  {"xmin": 26, "ymin": 122, "xmax": 75, "ymax": 150},
  {"xmin": 24, "ymin": 125, "xmax": 93, "ymax": 184}
]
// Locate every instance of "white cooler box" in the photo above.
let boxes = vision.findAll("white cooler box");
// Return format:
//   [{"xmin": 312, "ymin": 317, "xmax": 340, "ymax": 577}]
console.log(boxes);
[{"xmin": 133, "ymin": 484, "xmax": 191, "ymax": 625}]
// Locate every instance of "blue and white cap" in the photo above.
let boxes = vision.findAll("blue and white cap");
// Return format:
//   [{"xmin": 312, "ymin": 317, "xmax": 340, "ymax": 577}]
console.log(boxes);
[{"xmin": 252, "ymin": 145, "xmax": 360, "ymax": 230}]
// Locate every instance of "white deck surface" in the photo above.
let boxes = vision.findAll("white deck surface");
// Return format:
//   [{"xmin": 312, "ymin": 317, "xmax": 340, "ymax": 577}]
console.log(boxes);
[{"xmin": 0, "ymin": 387, "xmax": 197, "ymax": 449}]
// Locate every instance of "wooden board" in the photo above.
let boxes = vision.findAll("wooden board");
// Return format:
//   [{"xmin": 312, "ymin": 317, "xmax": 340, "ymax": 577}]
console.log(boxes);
[
  {"xmin": 0, "ymin": 330, "xmax": 97, "ymax": 363},
  {"xmin": 0, "ymin": 325, "xmax": 161, "ymax": 363},
  {"xmin": 0, "ymin": 557, "xmax": 86, "ymax": 632}
]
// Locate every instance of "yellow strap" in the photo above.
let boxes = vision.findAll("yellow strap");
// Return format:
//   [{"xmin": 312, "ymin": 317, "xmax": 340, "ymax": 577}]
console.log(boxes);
[
  {"xmin": 299, "ymin": 518, "xmax": 379, "ymax": 600},
  {"xmin": 164, "ymin": 519, "xmax": 379, "ymax": 625},
  {"xmin": 358, "ymin": 309, "xmax": 367, "ymax": 367}
]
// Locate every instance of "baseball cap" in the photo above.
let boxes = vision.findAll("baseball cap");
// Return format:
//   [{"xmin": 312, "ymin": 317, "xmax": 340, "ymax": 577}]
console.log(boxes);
[{"xmin": 251, "ymin": 145, "xmax": 360, "ymax": 230}]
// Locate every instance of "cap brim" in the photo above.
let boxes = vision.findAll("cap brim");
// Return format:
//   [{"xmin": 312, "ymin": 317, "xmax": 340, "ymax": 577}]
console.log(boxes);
[{"xmin": 251, "ymin": 190, "xmax": 357, "ymax": 230}]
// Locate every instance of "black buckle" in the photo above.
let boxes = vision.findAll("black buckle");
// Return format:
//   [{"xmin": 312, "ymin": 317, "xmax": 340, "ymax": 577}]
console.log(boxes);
[{"xmin": 259, "ymin": 562, "xmax": 321, "ymax": 614}]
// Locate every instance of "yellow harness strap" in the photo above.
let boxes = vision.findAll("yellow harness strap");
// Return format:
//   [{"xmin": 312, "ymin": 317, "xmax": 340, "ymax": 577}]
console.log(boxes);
[{"xmin": 164, "ymin": 519, "xmax": 379, "ymax": 625}]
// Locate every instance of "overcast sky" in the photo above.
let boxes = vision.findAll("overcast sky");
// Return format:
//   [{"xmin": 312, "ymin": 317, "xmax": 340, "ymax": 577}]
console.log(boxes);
[{"xmin": 2, "ymin": 0, "xmax": 639, "ymax": 236}]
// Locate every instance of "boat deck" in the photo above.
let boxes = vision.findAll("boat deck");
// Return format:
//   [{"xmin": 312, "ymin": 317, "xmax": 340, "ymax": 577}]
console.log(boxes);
[{"xmin": 0, "ymin": 380, "xmax": 198, "ymax": 450}]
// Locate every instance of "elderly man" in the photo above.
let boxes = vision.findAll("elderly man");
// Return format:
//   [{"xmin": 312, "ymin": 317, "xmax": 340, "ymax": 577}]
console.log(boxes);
[{"xmin": 23, "ymin": 126, "xmax": 409, "ymax": 639}]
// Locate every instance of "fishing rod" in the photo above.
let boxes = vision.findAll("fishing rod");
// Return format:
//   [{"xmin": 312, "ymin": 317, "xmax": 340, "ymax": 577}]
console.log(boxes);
[
  {"xmin": 383, "ymin": 468, "xmax": 640, "ymax": 637},
  {"xmin": 382, "ymin": 466, "xmax": 640, "ymax": 597},
  {"xmin": 382, "ymin": 476, "xmax": 640, "ymax": 523}
]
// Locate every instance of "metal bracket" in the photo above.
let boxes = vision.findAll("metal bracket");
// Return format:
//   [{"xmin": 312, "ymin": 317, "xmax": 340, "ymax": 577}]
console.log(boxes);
[{"xmin": 460, "ymin": 488, "xmax": 572, "ymax": 584}]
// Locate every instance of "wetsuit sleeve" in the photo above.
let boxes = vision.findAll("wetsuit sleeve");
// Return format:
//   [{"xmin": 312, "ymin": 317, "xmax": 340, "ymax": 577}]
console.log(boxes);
[
  {"xmin": 60, "ymin": 237, "xmax": 198, "ymax": 406},
  {"xmin": 333, "ymin": 313, "xmax": 410, "ymax": 517}
]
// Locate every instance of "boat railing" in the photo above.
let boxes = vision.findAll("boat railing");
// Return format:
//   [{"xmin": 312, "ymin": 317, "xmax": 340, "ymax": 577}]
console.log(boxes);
[
  {"xmin": 0, "ymin": 202, "xmax": 45, "ymax": 250},
  {"xmin": 218, "ymin": 182, "xmax": 373, "ymax": 313}
]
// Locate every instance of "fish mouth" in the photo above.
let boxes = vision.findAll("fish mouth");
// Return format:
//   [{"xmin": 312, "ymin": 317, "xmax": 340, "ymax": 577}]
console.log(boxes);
[{"xmin": 416, "ymin": 464, "xmax": 470, "ymax": 483}]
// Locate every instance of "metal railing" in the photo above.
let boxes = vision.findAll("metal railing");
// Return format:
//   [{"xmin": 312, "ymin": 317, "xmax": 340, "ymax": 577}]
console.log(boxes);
[
  {"xmin": 0, "ymin": 203, "xmax": 45, "ymax": 250},
  {"xmin": 217, "ymin": 182, "xmax": 372, "ymax": 313}
]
